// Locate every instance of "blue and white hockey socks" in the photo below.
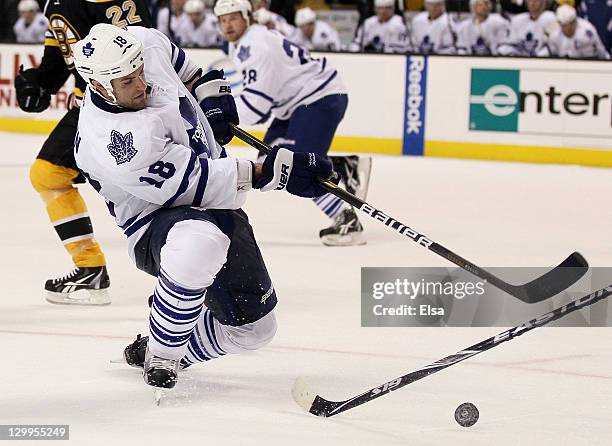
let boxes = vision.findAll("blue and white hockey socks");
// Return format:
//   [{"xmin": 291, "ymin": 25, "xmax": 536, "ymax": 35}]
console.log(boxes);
[
  {"xmin": 148, "ymin": 269, "xmax": 207, "ymax": 360},
  {"xmin": 181, "ymin": 309, "xmax": 226, "ymax": 365},
  {"xmin": 182, "ymin": 310, "xmax": 278, "ymax": 366},
  {"xmin": 313, "ymin": 193, "xmax": 345, "ymax": 220}
]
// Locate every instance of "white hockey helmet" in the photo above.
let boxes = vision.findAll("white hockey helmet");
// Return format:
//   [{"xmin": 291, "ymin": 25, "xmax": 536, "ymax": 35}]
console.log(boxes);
[
  {"xmin": 73, "ymin": 24, "xmax": 144, "ymax": 103},
  {"xmin": 214, "ymin": 0, "xmax": 252, "ymax": 23},
  {"xmin": 253, "ymin": 7, "xmax": 273, "ymax": 25},
  {"xmin": 18, "ymin": 0, "xmax": 39, "ymax": 13},
  {"xmin": 556, "ymin": 4, "xmax": 576, "ymax": 24},
  {"xmin": 184, "ymin": 0, "xmax": 205, "ymax": 14},
  {"xmin": 374, "ymin": 0, "xmax": 394, "ymax": 7},
  {"xmin": 294, "ymin": 7, "xmax": 316, "ymax": 27}
]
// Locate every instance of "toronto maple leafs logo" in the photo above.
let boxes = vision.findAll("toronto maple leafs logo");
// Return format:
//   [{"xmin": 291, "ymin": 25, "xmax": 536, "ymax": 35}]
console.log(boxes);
[
  {"xmin": 237, "ymin": 45, "xmax": 251, "ymax": 62},
  {"xmin": 107, "ymin": 130, "xmax": 138, "ymax": 165},
  {"xmin": 82, "ymin": 42, "xmax": 95, "ymax": 58}
]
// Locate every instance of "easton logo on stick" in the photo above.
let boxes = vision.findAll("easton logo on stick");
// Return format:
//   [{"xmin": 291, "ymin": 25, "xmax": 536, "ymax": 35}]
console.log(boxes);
[{"xmin": 371, "ymin": 378, "xmax": 401, "ymax": 396}]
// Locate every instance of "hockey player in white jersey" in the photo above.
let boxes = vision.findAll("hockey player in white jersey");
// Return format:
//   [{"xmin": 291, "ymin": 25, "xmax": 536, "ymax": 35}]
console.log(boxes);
[
  {"xmin": 293, "ymin": 7, "xmax": 342, "ymax": 51},
  {"xmin": 252, "ymin": 7, "xmax": 297, "ymax": 38},
  {"xmin": 457, "ymin": 0, "xmax": 510, "ymax": 55},
  {"xmin": 175, "ymin": 0, "xmax": 223, "ymax": 48},
  {"xmin": 13, "ymin": 0, "xmax": 47, "ymax": 43},
  {"xmin": 349, "ymin": 0, "xmax": 409, "ymax": 53},
  {"xmin": 216, "ymin": 0, "xmax": 372, "ymax": 246},
  {"xmin": 156, "ymin": 0, "xmax": 191, "ymax": 44},
  {"xmin": 251, "ymin": 0, "xmax": 295, "ymax": 38},
  {"xmin": 72, "ymin": 24, "xmax": 337, "ymax": 390},
  {"xmin": 547, "ymin": 4, "xmax": 610, "ymax": 59},
  {"xmin": 497, "ymin": 0, "xmax": 556, "ymax": 56},
  {"xmin": 410, "ymin": 0, "xmax": 458, "ymax": 54}
]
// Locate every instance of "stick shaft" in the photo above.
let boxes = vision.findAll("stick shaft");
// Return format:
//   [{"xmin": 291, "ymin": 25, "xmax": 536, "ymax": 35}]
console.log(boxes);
[{"xmin": 229, "ymin": 124, "xmax": 586, "ymax": 303}]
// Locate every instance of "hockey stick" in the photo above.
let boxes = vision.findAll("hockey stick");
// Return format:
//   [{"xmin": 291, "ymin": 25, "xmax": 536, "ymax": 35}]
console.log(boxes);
[
  {"xmin": 229, "ymin": 124, "xmax": 587, "ymax": 303},
  {"xmin": 292, "ymin": 283, "xmax": 612, "ymax": 417}
]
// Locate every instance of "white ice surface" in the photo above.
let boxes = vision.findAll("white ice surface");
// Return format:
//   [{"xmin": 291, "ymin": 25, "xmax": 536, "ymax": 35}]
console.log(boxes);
[{"xmin": 1, "ymin": 131, "xmax": 611, "ymax": 445}]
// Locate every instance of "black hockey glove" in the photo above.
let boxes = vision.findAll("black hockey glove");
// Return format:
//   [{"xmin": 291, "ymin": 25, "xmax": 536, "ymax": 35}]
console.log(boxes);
[
  {"xmin": 14, "ymin": 65, "xmax": 51, "ymax": 113},
  {"xmin": 254, "ymin": 147, "xmax": 338, "ymax": 198},
  {"xmin": 192, "ymin": 69, "xmax": 239, "ymax": 145}
]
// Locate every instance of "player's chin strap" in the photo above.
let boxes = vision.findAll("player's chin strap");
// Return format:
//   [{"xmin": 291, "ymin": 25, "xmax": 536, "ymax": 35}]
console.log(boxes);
[{"xmin": 228, "ymin": 123, "xmax": 588, "ymax": 304}]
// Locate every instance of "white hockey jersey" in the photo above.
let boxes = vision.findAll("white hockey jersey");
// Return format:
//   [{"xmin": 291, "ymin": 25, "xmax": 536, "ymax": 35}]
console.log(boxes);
[
  {"xmin": 13, "ymin": 13, "xmax": 48, "ymax": 43},
  {"xmin": 349, "ymin": 14, "xmax": 409, "ymax": 53},
  {"xmin": 410, "ymin": 11, "xmax": 457, "ymax": 55},
  {"xmin": 547, "ymin": 17, "xmax": 610, "ymax": 59},
  {"xmin": 174, "ymin": 12, "xmax": 223, "ymax": 48},
  {"xmin": 497, "ymin": 11, "xmax": 556, "ymax": 56},
  {"xmin": 75, "ymin": 27, "xmax": 248, "ymax": 259},
  {"xmin": 156, "ymin": 7, "xmax": 192, "ymax": 44},
  {"xmin": 228, "ymin": 24, "xmax": 346, "ymax": 125},
  {"xmin": 293, "ymin": 20, "xmax": 342, "ymax": 51},
  {"xmin": 255, "ymin": 9, "xmax": 296, "ymax": 38},
  {"xmin": 456, "ymin": 13, "xmax": 510, "ymax": 55}
]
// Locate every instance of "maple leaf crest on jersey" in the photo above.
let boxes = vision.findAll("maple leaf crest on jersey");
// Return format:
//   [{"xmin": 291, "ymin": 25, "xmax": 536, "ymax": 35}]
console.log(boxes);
[
  {"xmin": 237, "ymin": 45, "xmax": 251, "ymax": 62},
  {"xmin": 107, "ymin": 130, "xmax": 138, "ymax": 165}
]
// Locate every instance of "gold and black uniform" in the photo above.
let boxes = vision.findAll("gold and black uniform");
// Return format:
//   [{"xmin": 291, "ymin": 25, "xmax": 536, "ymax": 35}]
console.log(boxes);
[{"xmin": 25, "ymin": 0, "xmax": 150, "ymax": 284}]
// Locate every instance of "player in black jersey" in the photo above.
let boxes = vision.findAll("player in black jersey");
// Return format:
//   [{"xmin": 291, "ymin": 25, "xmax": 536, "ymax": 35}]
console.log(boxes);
[{"xmin": 14, "ymin": 0, "xmax": 151, "ymax": 305}]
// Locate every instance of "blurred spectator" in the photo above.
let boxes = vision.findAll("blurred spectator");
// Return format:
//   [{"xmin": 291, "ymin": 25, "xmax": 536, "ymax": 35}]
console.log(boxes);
[
  {"xmin": 175, "ymin": 0, "xmax": 223, "ymax": 47},
  {"xmin": 497, "ymin": 0, "xmax": 556, "ymax": 55},
  {"xmin": 157, "ymin": 0, "xmax": 191, "ymax": 43},
  {"xmin": 269, "ymin": 0, "xmax": 298, "ymax": 25},
  {"xmin": 253, "ymin": 7, "xmax": 297, "ymax": 36},
  {"xmin": 499, "ymin": 0, "xmax": 528, "ymax": 14},
  {"xmin": 349, "ymin": 0, "xmax": 409, "ymax": 52},
  {"xmin": 252, "ymin": 0, "xmax": 296, "ymax": 36},
  {"xmin": 548, "ymin": 4, "xmax": 609, "ymax": 58},
  {"xmin": 410, "ymin": 0, "xmax": 458, "ymax": 54},
  {"xmin": 457, "ymin": 0, "xmax": 510, "ymax": 54},
  {"xmin": 355, "ymin": 0, "xmax": 403, "ymax": 26},
  {"xmin": 13, "ymin": 0, "xmax": 47, "ymax": 43},
  {"xmin": 579, "ymin": 0, "xmax": 611, "ymax": 53},
  {"xmin": 292, "ymin": 7, "xmax": 342, "ymax": 51}
]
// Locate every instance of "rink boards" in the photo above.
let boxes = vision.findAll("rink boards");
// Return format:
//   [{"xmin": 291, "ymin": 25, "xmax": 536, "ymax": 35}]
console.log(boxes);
[{"xmin": 0, "ymin": 43, "xmax": 610, "ymax": 166}]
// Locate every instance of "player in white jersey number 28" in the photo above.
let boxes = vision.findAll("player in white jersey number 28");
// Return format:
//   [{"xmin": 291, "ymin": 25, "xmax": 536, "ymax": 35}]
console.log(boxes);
[
  {"xmin": 215, "ymin": 0, "xmax": 372, "ymax": 247},
  {"xmin": 72, "ymin": 24, "xmax": 337, "ymax": 394}
]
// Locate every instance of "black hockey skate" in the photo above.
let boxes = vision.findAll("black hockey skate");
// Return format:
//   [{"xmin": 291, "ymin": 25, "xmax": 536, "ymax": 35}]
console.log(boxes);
[
  {"xmin": 330, "ymin": 155, "xmax": 372, "ymax": 200},
  {"xmin": 319, "ymin": 208, "xmax": 366, "ymax": 247},
  {"xmin": 123, "ymin": 334, "xmax": 190, "ymax": 370},
  {"xmin": 144, "ymin": 347, "xmax": 180, "ymax": 389},
  {"xmin": 45, "ymin": 266, "xmax": 110, "ymax": 305},
  {"xmin": 124, "ymin": 334, "xmax": 148, "ymax": 368}
]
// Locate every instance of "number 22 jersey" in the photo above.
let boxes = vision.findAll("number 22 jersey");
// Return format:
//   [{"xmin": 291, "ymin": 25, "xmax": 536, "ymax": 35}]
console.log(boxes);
[{"xmin": 40, "ymin": 0, "xmax": 151, "ymax": 97}]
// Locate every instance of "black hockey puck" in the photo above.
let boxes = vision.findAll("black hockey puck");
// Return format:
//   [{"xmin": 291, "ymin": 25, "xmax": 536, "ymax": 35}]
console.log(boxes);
[{"xmin": 454, "ymin": 402, "xmax": 479, "ymax": 427}]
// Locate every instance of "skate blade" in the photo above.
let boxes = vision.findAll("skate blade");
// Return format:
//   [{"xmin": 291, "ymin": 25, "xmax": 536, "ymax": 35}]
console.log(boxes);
[
  {"xmin": 355, "ymin": 156, "xmax": 372, "ymax": 201},
  {"xmin": 154, "ymin": 389, "xmax": 164, "ymax": 406},
  {"xmin": 321, "ymin": 232, "xmax": 367, "ymax": 247},
  {"xmin": 45, "ymin": 289, "xmax": 111, "ymax": 306}
]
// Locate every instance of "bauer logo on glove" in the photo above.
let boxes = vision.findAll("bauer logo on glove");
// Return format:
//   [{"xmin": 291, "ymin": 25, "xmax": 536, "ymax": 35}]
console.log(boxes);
[
  {"xmin": 277, "ymin": 164, "xmax": 290, "ymax": 190},
  {"xmin": 254, "ymin": 147, "xmax": 337, "ymax": 198}
]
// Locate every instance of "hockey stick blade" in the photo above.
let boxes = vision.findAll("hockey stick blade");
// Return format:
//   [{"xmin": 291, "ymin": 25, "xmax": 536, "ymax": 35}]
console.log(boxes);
[
  {"xmin": 477, "ymin": 251, "xmax": 588, "ymax": 303},
  {"xmin": 229, "ymin": 124, "xmax": 588, "ymax": 303},
  {"xmin": 291, "ymin": 284, "xmax": 612, "ymax": 418}
]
